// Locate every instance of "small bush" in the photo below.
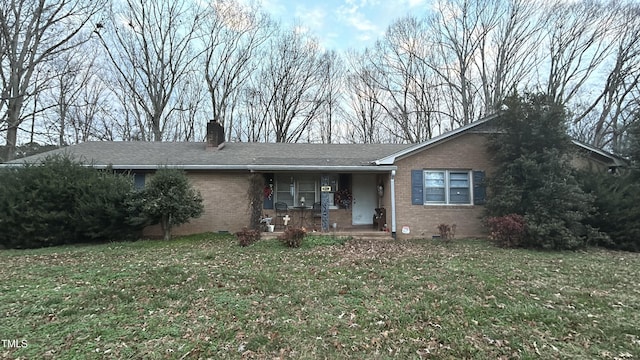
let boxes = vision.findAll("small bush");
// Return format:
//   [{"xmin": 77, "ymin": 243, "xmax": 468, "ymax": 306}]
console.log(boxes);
[
  {"xmin": 235, "ymin": 228, "xmax": 261, "ymax": 247},
  {"xmin": 134, "ymin": 168, "xmax": 204, "ymax": 241},
  {"xmin": 437, "ymin": 223, "xmax": 456, "ymax": 240},
  {"xmin": 487, "ymin": 214, "xmax": 526, "ymax": 248},
  {"xmin": 278, "ymin": 227, "xmax": 306, "ymax": 248}
]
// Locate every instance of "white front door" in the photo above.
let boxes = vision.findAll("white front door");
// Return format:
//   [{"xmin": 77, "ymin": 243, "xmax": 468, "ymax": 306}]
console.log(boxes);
[{"xmin": 352, "ymin": 174, "xmax": 377, "ymax": 225}]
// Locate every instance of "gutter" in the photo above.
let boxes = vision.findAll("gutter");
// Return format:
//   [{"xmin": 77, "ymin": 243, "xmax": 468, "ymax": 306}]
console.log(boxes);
[
  {"xmin": 104, "ymin": 164, "xmax": 398, "ymax": 172},
  {"xmin": 102, "ymin": 164, "xmax": 249, "ymax": 170},
  {"xmin": 390, "ymin": 169, "xmax": 397, "ymax": 239},
  {"xmin": 247, "ymin": 165, "xmax": 397, "ymax": 172},
  {"xmin": 0, "ymin": 163, "xmax": 397, "ymax": 172}
]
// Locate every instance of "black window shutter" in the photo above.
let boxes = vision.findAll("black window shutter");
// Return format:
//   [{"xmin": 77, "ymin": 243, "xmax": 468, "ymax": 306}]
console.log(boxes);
[
  {"xmin": 473, "ymin": 170, "xmax": 486, "ymax": 205},
  {"xmin": 411, "ymin": 170, "xmax": 424, "ymax": 205}
]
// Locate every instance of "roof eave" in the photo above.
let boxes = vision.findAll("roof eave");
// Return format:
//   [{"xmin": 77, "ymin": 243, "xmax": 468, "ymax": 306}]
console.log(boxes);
[
  {"xmin": 0, "ymin": 163, "xmax": 252, "ymax": 170},
  {"xmin": 571, "ymin": 140, "xmax": 628, "ymax": 167},
  {"xmin": 110, "ymin": 164, "xmax": 396, "ymax": 172},
  {"xmin": 373, "ymin": 113, "xmax": 500, "ymax": 165},
  {"xmin": 0, "ymin": 163, "xmax": 397, "ymax": 172},
  {"xmin": 247, "ymin": 165, "xmax": 397, "ymax": 172},
  {"xmin": 106, "ymin": 164, "xmax": 251, "ymax": 171}
]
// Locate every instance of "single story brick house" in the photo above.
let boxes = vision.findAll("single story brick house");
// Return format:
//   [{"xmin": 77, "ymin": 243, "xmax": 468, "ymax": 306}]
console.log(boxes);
[{"xmin": 2, "ymin": 115, "xmax": 625, "ymax": 239}]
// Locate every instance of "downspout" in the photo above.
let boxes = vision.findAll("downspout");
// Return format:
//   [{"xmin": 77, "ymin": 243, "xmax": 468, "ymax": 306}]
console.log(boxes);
[{"xmin": 390, "ymin": 170, "xmax": 397, "ymax": 239}]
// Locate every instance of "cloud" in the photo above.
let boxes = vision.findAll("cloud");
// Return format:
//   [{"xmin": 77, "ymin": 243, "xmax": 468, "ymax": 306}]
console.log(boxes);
[
  {"xmin": 259, "ymin": 0, "xmax": 408, "ymax": 50},
  {"xmin": 336, "ymin": 1, "xmax": 383, "ymax": 35},
  {"xmin": 260, "ymin": 0, "xmax": 286, "ymax": 17},
  {"xmin": 406, "ymin": 0, "xmax": 427, "ymax": 7},
  {"xmin": 294, "ymin": 5, "xmax": 328, "ymax": 33},
  {"xmin": 348, "ymin": 13, "xmax": 379, "ymax": 32}
]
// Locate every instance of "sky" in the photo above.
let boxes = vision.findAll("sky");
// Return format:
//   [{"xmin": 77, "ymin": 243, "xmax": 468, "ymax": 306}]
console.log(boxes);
[{"xmin": 259, "ymin": 0, "xmax": 431, "ymax": 51}]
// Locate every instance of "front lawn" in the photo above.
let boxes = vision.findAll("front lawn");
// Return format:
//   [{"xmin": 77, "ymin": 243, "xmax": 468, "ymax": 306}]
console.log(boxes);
[{"xmin": 1, "ymin": 234, "xmax": 638, "ymax": 359}]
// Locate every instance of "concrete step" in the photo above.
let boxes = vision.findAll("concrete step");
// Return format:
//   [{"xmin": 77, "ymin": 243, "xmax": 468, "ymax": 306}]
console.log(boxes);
[{"xmin": 260, "ymin": 230, "xmax": 393, "ymax": 241}]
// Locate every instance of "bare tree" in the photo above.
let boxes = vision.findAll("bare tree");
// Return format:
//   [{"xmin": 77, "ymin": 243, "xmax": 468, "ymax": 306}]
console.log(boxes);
[
  {"xmin": 316, "ymin": 50, "xmax": 344, "ymax": 144},
  {"xmin": 571, "ymin": 1, "xmax": 640, "ymax": 150},
  {"xmin": 236, "ymin": 87, "xmax": 268, "ymax": 142},
  {"xmin": 39, "ymin": 44, "xmax": 105, "ymax": 146},
  {"xmin": 200, "ymin": 0, "xmax": 273, "ymax": 142},
  {"xmin": 359, "ymin": 16, "xmax": 447, "ymax": 143},
  {"xmin": 476, "ymin": 0, "xmax": 545, "ymax": 113},
  {"xmin": 343, "ymin": 59, "xmax": 386, "ymax": 143},
  {"xmin": 251, "ymin": 27, "xmax": 326, "ymax": 143},
  {"xmin": 0, "ymin": 0, "xmax": 105, "ymax": 160},
  {"xmin": 101, "ymin": 54, "xmax": 148, "ymax": 141},
  {"xmin": 96, "ymin": 0, "xmax": 204, "ymax": 141},
  {"xmin": 542, "ymin": 1, "xmax": 616, "ymax": 106},
  {"xmin": 169, "ymin": 71, "xmax": 209, "ymax": 142},
  {"xmin": 426, "ymin": 0, "xmax": 502, "ymax": 126},
  {"xmin": 66, "ymin": 74, "xmax": 114, "ymax": 143}
]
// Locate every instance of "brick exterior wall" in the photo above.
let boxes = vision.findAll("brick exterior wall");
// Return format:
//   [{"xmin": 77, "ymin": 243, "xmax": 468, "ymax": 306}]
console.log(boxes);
[
  {"xmin": 141, "ymin": 132, "xmax": 614, "ymax": 240},
  {"xmin": 393, "ymin": 133, "xmax": 495, "ymax": 239},
  {"xmin": 143, "ymin": 171, "xmax": 375, "ymax": 237},
  {"xmin": 144, "ymin": 171, "xmax": 251, "ymax": 237},
  {"xmin": 143, "ymin": 133, "xmax": 496, "ymax": 239}
]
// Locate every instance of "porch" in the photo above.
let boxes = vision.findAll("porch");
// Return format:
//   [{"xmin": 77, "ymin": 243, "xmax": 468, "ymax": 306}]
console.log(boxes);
[
  {"xmin": 262, "ymin": 172, "xmax": 392, "ymax": 233},
  {"xmin": 260, "ymin": 225, "xmax": 393, "ymax": 240}
]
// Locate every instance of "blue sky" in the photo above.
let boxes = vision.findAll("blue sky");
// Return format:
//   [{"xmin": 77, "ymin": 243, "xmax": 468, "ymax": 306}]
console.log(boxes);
[{"xmin": 260, "ymin": 0, "xmax": 431, "ymax": 51}]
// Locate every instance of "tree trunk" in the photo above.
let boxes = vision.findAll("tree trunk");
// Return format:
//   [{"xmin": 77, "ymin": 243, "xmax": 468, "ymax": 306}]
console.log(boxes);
[
  {"xmin": 5, "ymin": 125, "xmax": 18, "ymax": 161},
  {"xmin": 248, "ymin": 174, "xmax": 264, "ymax": 230},
  {"xmin": 161, "ymin": 214, "xmax": 172, "ymax": 240}
]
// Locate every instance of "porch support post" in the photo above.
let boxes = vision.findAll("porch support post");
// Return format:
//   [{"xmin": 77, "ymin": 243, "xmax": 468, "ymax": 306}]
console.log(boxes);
[
  {"xmin": 320, "ymin": 174, "xmax": 330, "ymax": 232},
  {"xmin": 390, "ymin": 170, "xmax": 397, "ymax": 239}
]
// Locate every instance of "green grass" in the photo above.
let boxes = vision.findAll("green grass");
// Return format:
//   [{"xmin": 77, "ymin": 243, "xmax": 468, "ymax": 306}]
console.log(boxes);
[{"xmin": 1, "ymin": 234, "xmax": 639, "ymax": 359}]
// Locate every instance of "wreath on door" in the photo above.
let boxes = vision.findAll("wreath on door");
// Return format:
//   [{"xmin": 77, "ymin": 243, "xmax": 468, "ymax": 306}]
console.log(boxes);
[{"xmin": 263, "ymin": 185, "xmax": 273, "ymax": 200}]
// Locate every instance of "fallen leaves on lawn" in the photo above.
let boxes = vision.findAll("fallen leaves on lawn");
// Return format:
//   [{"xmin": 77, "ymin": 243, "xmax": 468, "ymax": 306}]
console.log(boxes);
[
  {"xmin": 2, "ymin": 236, "xmax": 639, "ymax": 359},
  {"xmin": 310, "ymin": 237, "xmax": 428, "ymax": 266}
]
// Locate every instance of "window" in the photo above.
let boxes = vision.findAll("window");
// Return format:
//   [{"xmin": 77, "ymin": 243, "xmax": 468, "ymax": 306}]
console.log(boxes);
[
  {"xmin": 272, "ymin": 174, "xmax": 349, "ymax": 208},
  {"xmin": 275, "ymin": 174, "xmax": 319, "ymax": 207},
  {"xmin": 448, "ymin": 172, "xmax": 470, "ymax": 204},
  {"xmin": 133, "ymin": 173, "xmax": 145, "ymax": 190},
  {"xmin": 425, "ymin": 171, "xmax": 445, "ymax": 202},
  {"xmin": 297, "ymin": 177, "xmax": 316, "ymax": 205},
  {"xmin": 275, "ymin": 175, "xmax": 294, "ymax": 206},
  {"xmin": 424, "ymin": 170, "xmax": 471, "ymax": 204}
]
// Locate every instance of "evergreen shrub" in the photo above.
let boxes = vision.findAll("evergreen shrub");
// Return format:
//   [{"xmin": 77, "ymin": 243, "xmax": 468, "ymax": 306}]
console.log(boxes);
[
  {"xmin": 0, "ymin": 155, "xmax": 142, "ymax": 248},
  {"xmin": 486, "ymin": 93, "xmax": 596, "ymax": 249}
]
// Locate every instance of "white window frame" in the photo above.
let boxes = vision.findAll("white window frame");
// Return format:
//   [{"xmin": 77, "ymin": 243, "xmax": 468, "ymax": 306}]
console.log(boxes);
[{"xmin": 423, "ymin": 170, "xmax": 473, "ymax": 205}]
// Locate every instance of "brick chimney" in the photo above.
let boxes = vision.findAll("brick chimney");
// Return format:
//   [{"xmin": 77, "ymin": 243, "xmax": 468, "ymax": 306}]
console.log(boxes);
[{"xmin": 206, "ymin": 120, "xmax": 225, "ymax": 149}]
